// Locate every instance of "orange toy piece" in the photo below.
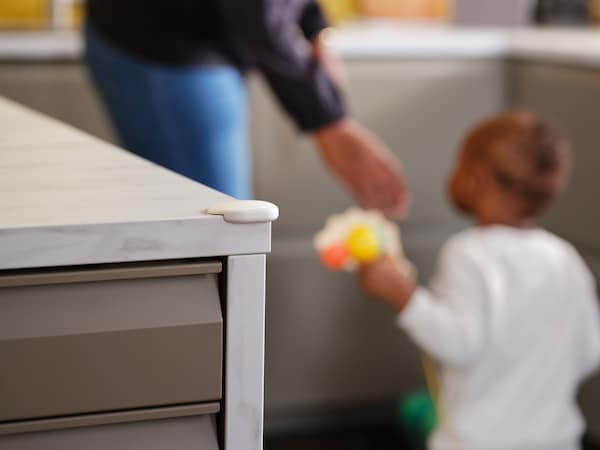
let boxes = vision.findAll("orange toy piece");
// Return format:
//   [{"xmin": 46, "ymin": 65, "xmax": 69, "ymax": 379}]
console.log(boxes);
[{"xmin": 321, "ymin": 243, "xmax": 350, "ymax": 270}]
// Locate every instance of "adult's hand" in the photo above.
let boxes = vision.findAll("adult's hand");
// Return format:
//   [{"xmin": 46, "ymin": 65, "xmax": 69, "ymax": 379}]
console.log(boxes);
[{"xmin": 314, "ymin": 118, "xmax": 412, "ymax": 219}]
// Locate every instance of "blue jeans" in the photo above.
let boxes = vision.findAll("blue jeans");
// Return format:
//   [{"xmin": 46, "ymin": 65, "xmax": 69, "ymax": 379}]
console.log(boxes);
[{"xmin": 84, "ymin": 24, "xmax": 252, "ymax": 199}]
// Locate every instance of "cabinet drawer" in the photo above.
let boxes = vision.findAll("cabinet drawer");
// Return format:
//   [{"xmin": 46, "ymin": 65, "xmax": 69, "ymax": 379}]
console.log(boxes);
[
  {"xmin": 0, "ymin": 262, "xmax": 223, "ymax": 422},
  {"xmin": 0, "ymin": 415, "xmax": 219, "ymax": 450}
]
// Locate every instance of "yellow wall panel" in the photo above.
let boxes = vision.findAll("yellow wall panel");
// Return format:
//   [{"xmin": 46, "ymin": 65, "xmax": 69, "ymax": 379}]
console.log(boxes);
[
  {"xmin": 320, "ymin": 0, "xmax": 359, "ymax": 24},
  {"xmin": 360, "ymin": 0, "xmax": 452, "ymax": 20},
  {"xmin": 0, "ymin": 0, "xmax": 49, "ymax": 28}
]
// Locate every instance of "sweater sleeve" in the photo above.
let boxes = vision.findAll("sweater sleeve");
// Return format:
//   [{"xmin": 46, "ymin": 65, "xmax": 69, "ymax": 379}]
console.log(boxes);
[
  {"xmin": 397, "ymin": 238, "xmax": 490, "ymax": 367},
  {"xmin": 219, "ymin": 0, "xmax": 345, "ymax": 131},
  {"xmin": 299, "ymin": 2, "xmax": 329, "ymax": 40}
]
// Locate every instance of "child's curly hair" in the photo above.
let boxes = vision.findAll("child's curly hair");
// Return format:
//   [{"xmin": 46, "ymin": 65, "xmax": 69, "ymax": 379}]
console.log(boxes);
[{"xmin": 453, "ymin": 111, "xmax": 571, "ymax": 218}]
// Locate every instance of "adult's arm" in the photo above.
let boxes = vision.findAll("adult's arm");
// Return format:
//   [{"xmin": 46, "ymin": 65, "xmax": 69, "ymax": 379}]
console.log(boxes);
[
  {"xmin": 219, "ymin": 0, "xmax": 411, "ymax": 217},
  {"xmin": 299, "ymin": 2, "xmax": 329, "ymax": 40},
  {"xmin": 219, "ymin": 0, "xmax": 344, "ymax": 131}
]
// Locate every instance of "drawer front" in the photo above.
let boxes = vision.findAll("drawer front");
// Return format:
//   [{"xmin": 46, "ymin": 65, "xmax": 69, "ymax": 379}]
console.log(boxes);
[
  {"xmin": 0, "ymin": 415, "xmax": 219, "ymax": 450},
  {"xmin": 0, "ymin": 262, "xmax": 223, "ymax": 422}
]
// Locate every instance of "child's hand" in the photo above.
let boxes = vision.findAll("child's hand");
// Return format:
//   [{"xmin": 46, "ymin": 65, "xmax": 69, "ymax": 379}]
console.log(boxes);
[{"xmin": 358, "ymin": 256, "xmax": 417, "ymax": 312}]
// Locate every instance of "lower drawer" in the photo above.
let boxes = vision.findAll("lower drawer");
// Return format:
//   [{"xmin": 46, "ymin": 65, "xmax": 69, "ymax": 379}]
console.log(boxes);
[
  {"xmin": 0, "ymin": 261, "xmax": 223, "ymax": 422},
  {"xmin": 0, "ymin": 414, "xmax": 219, "ymax": 450}
]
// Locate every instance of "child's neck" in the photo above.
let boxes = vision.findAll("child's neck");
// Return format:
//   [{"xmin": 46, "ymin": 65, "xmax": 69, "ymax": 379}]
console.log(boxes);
[{"xmin": 476, "ymin": 215, "xmax": 537, "ymax": 229}]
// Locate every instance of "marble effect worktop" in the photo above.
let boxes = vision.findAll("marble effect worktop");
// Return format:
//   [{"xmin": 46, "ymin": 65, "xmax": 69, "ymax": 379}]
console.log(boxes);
[
  {"xmin": 0, "ymin": 97, "xmax": 271, "ymax": 270},
  {"xmin": 3, "ymin": 23, "xmax": 600, "ymax": 67}
]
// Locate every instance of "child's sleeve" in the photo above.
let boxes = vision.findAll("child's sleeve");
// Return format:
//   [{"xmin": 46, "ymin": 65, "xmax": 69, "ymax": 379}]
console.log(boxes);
[
  {"xmin": 573, "ymin": 254, "xmax": 600, "ymax": 379},
  {"xmin": 396, "ymin": 238, "xmax": 490, "ymax": 367}
]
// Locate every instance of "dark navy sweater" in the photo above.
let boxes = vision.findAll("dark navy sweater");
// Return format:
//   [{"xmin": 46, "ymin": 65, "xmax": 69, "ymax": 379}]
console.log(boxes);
[{"xmin": 87, "ymin": 0, "xmax": 345, "ymax": 131}]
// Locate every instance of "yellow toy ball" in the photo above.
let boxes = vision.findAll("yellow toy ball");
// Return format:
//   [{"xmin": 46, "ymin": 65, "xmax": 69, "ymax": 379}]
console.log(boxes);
[{"xmin": 346, "ymin": 225, "xmax": 381, "ymax": 263}]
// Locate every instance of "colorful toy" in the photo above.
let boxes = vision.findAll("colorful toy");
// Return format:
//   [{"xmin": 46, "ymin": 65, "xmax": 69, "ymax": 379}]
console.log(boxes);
[
  {"xmin": 314, "ymin": 208, "xmax": 404, "ymax": 272},
  {"xmin": 315, "ymin": 209, "xmax": 448, "ymax": 447},
  {"xmin": 397, "ymin": 389, "xmax": 438, "ymax": 445}
]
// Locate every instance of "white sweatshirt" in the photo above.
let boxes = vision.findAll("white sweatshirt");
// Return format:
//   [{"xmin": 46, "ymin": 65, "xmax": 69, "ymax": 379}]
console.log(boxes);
[{"xmin": 398, "ymin": 226, "xmax": 600, "ymax": 450}]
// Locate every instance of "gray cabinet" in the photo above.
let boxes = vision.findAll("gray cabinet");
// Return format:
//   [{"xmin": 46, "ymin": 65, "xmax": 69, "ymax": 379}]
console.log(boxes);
[
  {"xmin": 509, "ymin": 60, "xmax": 600, "ymax": 434},
  {"xmin": 510, "ymin": 61, "xmax": 600, "ymax": 273},
  {"xmin": 250, "ymin": 59, "xmax": 507, "ymax": 416},
  {"xmin": 0, "ymin": 253, "xmax": 270, "ymax": 450},
  {"xmin": 0, "ymin": 261, "xmax": 224, "ymax": 449},
  {"xmin": 1, "ymin": 415, "xmax": 219, "ymax": 450},
  {"xmin": 252, "ymin": 60, "xmax": 506, "ymax": 237},
  {"xmin": 0, "ymin": 262, "xmax": 222, "ymax": 425},
  {"xmin": 0, "ymin": 62, "xmax": 116, "ymax": 143}
]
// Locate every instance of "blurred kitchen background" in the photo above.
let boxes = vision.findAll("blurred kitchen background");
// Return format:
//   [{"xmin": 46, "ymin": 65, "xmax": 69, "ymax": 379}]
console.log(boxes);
[{"xmin": 2, "ymin": 0, "xmax": 600, "ymax": 448}]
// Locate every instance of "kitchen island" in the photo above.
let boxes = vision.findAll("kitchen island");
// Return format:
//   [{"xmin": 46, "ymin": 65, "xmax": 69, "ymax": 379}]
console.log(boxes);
[{"xmin": 0, "ymin": 96, "xmax": 277, "ymax": 450}]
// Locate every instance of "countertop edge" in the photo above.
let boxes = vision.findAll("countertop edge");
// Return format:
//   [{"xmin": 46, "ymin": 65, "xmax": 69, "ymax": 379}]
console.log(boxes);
[{"xmin": 0, "ymin": 218, "xmax": 272, "ymax": 270}]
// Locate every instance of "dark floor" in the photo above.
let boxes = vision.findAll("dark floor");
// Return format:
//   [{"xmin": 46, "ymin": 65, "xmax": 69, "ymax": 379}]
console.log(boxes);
[
  {"xmin": 265, "ymin": 427, "xmax": 412, "ymax": 450},
  {"xmin": 264, "ymin": 400, "xmax": 600, "ymax": 450},
  {"xmin": 265, "ymin": 427, "xmax": 600, "ymax": 450}
]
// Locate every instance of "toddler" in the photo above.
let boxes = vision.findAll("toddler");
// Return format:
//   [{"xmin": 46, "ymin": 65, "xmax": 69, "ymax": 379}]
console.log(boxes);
[{"xmin": 359, "ymin": 112, "xmax": 600, "ymax": 450}]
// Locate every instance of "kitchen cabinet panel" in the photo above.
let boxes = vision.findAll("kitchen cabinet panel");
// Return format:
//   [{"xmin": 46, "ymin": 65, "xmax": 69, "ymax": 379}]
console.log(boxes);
[
  {"xmin": 251, "ymin": 60, "xmax": 505, "ymax": 236},
  {"xmin": 264, "ymin": 230, "xmax": 450, "ymax": 413},
  {"xmin": 510, "ymin": 61, "xmax": 600, "ymax": 434},
  {"xmin": 253, "ymin": 59, "xmax": 506, "ymax": 414},
  {"xmin": 0, "ymin": 63, "xmax": 116, "ymax": 143},
  {"xmin": 0, "ymin": 415, "xmax": 219, "ymax": 450},
  {"xmin": 510, "ymin": 61, "xmax": 600, "ymax": 264},
  {"xmin": 0, "ymin": 262, "xmax": 223, "ymax": 423}
]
